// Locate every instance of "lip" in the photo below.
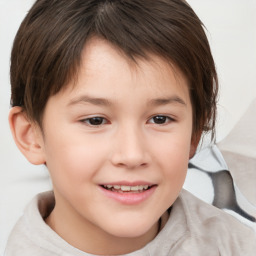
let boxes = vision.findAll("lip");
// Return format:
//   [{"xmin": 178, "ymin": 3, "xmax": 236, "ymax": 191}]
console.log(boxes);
[
  {"xmin": 99, "ymin": 182, "xmax": 157, "ymax": 205},
  {"xmin": 100, "ymin": 180, "xmax": 155, "ymax": 186}
]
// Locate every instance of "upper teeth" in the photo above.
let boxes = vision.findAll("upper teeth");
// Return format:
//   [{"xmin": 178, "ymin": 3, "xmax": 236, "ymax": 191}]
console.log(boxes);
[{"xmin": 104, "ymin": 185, "xmax": 149, "ymax": 191}]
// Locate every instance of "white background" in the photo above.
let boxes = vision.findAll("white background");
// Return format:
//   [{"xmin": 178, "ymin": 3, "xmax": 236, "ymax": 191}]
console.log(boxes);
[{"xmin": 0, "ymin": 0, "xmax": 256, "ymax": 253}]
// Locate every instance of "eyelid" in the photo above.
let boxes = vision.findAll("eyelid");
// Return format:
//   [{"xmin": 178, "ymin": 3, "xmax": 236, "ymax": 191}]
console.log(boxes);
[
  {"xmin": 147, "ymin": 115, "xmax": 175, "ymax": 125},
  {"xmin": 79, "ymin": 116, "xmax": 109, "ymax": 127}
]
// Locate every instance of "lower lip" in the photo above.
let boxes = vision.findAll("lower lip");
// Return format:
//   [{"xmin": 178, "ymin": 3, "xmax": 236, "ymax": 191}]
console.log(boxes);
[{"xmin": 99, "ymin": 186, "xmax": 157, "ymax": 205}]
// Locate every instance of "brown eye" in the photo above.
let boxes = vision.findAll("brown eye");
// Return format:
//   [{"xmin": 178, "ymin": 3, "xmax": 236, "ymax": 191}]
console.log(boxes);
[
  {"xmin": 153, "ymin": 116, "xmax": 167, "ymax": 124},
  {"xmin": 148, "ymin": 115, "xmax": 173, "ymax": 125},
  {"xmin": 83, "ymin": 117, "xmax": 107, "ymax": 126}
]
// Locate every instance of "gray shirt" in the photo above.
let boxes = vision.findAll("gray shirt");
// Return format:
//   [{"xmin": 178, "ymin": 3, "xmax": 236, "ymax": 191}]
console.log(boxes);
[{"xmin": 5, "ymin": 190, "xmax": 256, "ymax": 255}]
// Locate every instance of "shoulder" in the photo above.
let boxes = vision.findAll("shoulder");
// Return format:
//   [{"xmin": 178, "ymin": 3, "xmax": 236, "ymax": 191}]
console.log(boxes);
[
  {"xmin": 173, "ymin": 189, "xmax": 256, "ymax": 255},
  {"xmin": 178, "ymin": 189, "xmax": 253, "ymax": 230},
  {"xmin": 4, "ymin": 191, "xmax": 91, "ymax": 256},
  {"xmin": 139, "ymin": 190, "xmax": 256, "ymax": 256},
  {"xmin": 4, "ymin": 192, "xmax": 55, "ymax": 256}
]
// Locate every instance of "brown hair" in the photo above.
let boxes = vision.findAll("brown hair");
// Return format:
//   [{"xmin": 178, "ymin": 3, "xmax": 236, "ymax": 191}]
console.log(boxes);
[{"xmin": 10, "ymin": 0, "xmax": 218, "ymax": 139}]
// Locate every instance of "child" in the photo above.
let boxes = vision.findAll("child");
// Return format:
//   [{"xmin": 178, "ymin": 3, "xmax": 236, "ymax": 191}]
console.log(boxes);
[{"xmin": 5, "ymin": 0, "xmax": 256, "ymax": 255}]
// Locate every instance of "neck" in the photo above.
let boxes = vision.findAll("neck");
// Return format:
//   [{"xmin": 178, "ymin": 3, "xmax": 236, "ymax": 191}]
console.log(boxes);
[
  {"xmin": 45, "ymin": 194, "xmax": 162, "ymax": 255},
  {"xmin": 46, "ymin": 211, "xmax": 160, "ymax": 254}
]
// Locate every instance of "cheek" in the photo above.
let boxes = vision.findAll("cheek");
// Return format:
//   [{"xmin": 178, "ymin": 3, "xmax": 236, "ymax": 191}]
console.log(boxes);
[
  {"xmin": 157, "ymin": 138, "xmax": 190, "ymax": 208},
  {"xmin": 43, "ymin": 133, "xmax": 107, "ymax": 186},
  {"xmin": 157, "ymin": 130, "xmax": 191, "ymax": 161},
  {"xmin": 155, "ymin": 133, "xmax": 191, "ymax": 180}
]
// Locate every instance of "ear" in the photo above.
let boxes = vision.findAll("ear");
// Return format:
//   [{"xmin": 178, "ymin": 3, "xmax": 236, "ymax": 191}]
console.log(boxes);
[
  {"xmin": 189, "ymin": 132, "xmax": 201, "ymax": 159},
  {"xmin": 8, "ymin": 107, "xmax": 46, "ymax": 165}
]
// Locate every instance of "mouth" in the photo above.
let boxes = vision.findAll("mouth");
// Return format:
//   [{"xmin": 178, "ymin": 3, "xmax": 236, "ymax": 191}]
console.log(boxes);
[
  {"xmin": 100, "ymin": 184, "xmax": 154, "ymax": 193},
  {"xmin": 99, "ymin": 183, "xmax": 157, "ymax": 205}
]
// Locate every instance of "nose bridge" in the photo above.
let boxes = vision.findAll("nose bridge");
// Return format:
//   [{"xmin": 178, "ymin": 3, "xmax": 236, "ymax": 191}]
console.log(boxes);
[{"xmin": 111, "ymin": 122, "xmax": 148, "ymax": 168}]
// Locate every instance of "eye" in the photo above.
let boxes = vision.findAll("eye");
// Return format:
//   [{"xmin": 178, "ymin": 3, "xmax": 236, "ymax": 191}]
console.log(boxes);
[
  {"xmin": 81, "ymin": 117, "xmax": 108, "ymax": 126},
  {"xmin": 148, "ymin": 115, "xmax": 173, "ymax": 125}
]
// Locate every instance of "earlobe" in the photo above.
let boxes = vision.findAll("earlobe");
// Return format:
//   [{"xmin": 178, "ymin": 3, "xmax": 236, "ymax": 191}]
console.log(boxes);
[
  {"xmin": 8, "ymin": 107, "xmax": 46, "ymax": 165},
  {"xmin": 189, "ymin": 144, "xmax": 197, "ymax": 159},
  {"xmin": 189, "ymin": 133, "xmax": 201, "ymax": 159}
]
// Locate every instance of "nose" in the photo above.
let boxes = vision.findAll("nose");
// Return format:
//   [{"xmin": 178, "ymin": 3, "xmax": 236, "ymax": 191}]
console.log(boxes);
[{"xmin": 110, "ymin": 125, "xmax": 149, "ymax": 169}]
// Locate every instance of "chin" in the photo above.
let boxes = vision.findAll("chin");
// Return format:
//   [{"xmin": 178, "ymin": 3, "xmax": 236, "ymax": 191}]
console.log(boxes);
[{"xmin": 104, "ymin": 218, "xmax": 158, "ymax": 239}]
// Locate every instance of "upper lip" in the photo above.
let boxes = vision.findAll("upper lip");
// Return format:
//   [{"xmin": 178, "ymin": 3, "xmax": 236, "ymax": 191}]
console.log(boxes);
[{"xmin": 100, "ymin": 181, "xmax": 155, "ymax": 186}]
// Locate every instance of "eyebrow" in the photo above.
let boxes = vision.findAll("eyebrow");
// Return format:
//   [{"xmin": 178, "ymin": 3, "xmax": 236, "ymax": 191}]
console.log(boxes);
[
  {"xmin": 68, "ymin": 95, "xmax": 112, "ymax": 107},
  {"xmin": 68, "ymin": 95, "xmax": 186, "ymax": 107},
  {"xmin": 148, "ymin": 96, "xmax": 186, "ymax": 107}
]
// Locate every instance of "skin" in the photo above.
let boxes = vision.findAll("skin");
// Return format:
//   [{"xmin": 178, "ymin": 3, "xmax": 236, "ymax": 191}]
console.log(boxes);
[{"xmin": 9, "ymin": 38, "xmax": 197, "ymax": 255}]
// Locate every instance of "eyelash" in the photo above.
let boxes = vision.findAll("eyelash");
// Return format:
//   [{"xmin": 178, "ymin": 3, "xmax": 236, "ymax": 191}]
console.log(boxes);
[
  {"xmin": 80, "ymin": 115, "xmax": 174, "ymax": 127},
  {"xmin": 147, "ymin": 115, "xmax": 174, "ymax": 125},
  {"xmin": 81, "ymin": 117, "xmax": 108, "ymax": 126}
]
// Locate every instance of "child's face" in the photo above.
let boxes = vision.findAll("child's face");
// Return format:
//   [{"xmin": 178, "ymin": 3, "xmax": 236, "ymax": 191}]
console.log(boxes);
[{"xmin": 38, "ymin": 38, "xmax": 195, "ymax": 251}]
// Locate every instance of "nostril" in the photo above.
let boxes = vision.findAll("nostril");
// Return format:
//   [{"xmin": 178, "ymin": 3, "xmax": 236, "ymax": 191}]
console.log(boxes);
[
  {"xmin": 110, "ymin": 135, "xmax": 149, "ymax": 168},
  {"xmin": 111, "ymin": 154, "xmax": 148, "ymax": 169}
]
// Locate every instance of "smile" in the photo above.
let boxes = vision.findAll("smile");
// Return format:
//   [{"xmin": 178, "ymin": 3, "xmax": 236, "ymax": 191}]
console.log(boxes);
[
  {"xmin": 102, "ymin": 184, "xmax": 152, "ymax": 193},
  {"xmin": 99, "ymin": 183, "xmax": 157, "ymax": 205}
]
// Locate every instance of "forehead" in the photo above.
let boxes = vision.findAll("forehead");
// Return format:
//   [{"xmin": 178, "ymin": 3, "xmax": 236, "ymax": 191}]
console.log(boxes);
[{"xmin": 60, "ymin": 37, "xmax": 190, "ymax": 104}]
